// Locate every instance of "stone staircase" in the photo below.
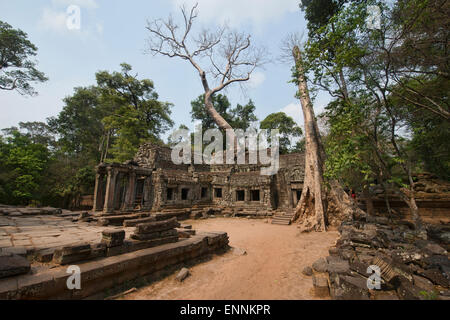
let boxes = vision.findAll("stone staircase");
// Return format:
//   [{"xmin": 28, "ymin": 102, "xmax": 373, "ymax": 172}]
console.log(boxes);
[{"xmin": 271, "ymin": 208, "xmax": 296, "ymax": 225}]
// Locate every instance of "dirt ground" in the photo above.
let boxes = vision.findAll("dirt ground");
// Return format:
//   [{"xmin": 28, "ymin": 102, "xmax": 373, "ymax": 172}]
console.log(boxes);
[{"xmin": 121, "ymin": 217, "xmax": 339, "ymax": 300}]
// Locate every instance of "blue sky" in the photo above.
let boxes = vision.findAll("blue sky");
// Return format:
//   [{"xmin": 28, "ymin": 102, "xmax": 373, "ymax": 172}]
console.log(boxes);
[{"xmin": 0, "ymin": 0, "xmax": 331, "ymax": 139}]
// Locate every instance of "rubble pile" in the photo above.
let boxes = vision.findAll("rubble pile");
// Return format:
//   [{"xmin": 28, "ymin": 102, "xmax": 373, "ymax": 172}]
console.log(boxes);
[{"xmin": 307, "ymin": 215, "xmax": 450, "ymax": 300}]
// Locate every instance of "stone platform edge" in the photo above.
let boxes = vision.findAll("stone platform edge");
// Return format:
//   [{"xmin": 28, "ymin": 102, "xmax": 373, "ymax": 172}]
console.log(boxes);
[{"xmin": 0, "ymin": 231, "xmax": 229, "ymax": 300}]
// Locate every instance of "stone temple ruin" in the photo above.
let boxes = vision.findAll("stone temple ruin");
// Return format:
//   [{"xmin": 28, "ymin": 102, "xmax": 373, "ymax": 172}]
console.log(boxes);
[
  {"xmin": 0, "ymin": 143, "xmax": 307, "ymax": 299},
  {"xmin": 92, "ymin": 143, "xmax": 306, "ymax": 224}
]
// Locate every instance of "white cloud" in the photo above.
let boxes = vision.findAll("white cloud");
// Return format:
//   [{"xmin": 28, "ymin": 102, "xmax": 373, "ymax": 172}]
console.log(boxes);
[
  {"xmin": 171, "ymin": 0, "xmax": 299, "ymax": 27},
  {"xmin": 38, "ymin": 1, "xmax": 102, "ymax": 36},
  {"xmin": 51, "ymin": 0, "xmax": 99, "ymax": 9},
  {"xmin": 281, "ymin": 102, "xmax": 303, "ymax": 125},
  {"xmin": 248, "ymin": 71, "xmax": 266, "ymax": 89},
  {"xmin": 38, "ymin": 8, "xmax": 68, "ymax": 33}
]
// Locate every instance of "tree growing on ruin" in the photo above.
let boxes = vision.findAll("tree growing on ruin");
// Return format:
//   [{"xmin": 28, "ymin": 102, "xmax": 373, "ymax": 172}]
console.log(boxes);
[
  {"xmin": 283, "ymin": 34, "xmax": 364, "ymax": 232},
  {"xmin": 145, "ymin": 3, "xmax": 264, "ymax": 143}
]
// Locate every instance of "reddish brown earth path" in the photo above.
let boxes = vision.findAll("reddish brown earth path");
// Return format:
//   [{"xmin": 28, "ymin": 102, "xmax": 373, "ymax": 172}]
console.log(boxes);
[{"xmin": 121, "ymin": 217, "xmax": 339, "ymax": 300}]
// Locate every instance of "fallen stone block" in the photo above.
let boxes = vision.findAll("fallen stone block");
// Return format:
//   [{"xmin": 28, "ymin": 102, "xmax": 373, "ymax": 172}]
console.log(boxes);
[
  {"xmin": 302, "ymin": 266, "xmax": 313, "ymax": 277},
  {"xmin": 176, "ymin": 268, "xmax": 190, "ymax": 282},
  {"xmin": 312, "ymin": 257, "xmax": 328, "ymax": 273},
  {"xmin": 372, "ymin": 290, "xmax": 400, "ymax": 300},
  {"xmin": 395, "ymin": 276, "xmax": 422, "ymax": 300},
  {"xmin": 231, "ymin": 247, "xmax": 247, "ymax": 256},
  {"xmin": 349, "ymin": 261, "xmax": 370, "ymax": 278},
  {"xmin": 420, "ymin": 268, "xmax": 449, "ymax": 288},
  {"xmin": 413, "ymin": 274, "xmax": 435, "ymax": 292},
  {"xmin": 424, "ymin": 243, "xmax": 447, "ymax": 255},
  {"xmin": 0, "ymin": 254, "xmax": 31, "ymax": 279},
  {"xmin": 312, "ymin": 273, "xmax": 330, "ymax": 298},
  {"xmin": 330, "ymin": 274, "xmax": 370, "ymax": 300},
  {"xmin": 326, "ymin": 256, "xmax": 350, "ymax": 274}
]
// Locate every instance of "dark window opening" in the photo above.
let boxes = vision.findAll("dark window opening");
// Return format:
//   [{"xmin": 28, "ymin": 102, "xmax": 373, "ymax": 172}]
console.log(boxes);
[
  {"xmin": 167, "ymin": 188, "xmax": 174, "ymax": 200},
  {"xmin": 251, "ymin": 190, "xmax": 260, "ymax": 201},
  {"xmin": 214, "ymin": 188, "xmax": 223, "ymax": 198},
  {"xmin": 181, "ymin": 188, "xmax": 189, "ymax": 200},
  {"xmin": 296, "ymin": 190, "xmax": 302, "ymax": 202},
  {"xmin": 236, "ymin": 190, "xmax": 245, "ymax": 201},
  {"xmin": 201, "ymin": 187, "xmax": 208, "ymax": 198}
]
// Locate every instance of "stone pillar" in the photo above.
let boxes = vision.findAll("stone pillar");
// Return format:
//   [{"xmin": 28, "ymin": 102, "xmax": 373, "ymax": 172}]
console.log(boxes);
[
  {"xmin": 93, "ymin": 172, "xmax": 105, "ymax": 211},
  {"xmin": 103, "ymin": 168, "xmax": 118, "ymax": 214},
  {"xmin": 123, "ymin": 170, "xmax": 137, "ymax": 211},
  {"xmin": 142, "ymin": 176, "xmax": 152, "ymax": 211}
]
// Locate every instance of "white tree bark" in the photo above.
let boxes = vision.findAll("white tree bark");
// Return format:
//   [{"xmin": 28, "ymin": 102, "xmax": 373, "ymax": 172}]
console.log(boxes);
[{"xmin": 293, "ymin": 46, "xmax": 364, "ymax": 232}]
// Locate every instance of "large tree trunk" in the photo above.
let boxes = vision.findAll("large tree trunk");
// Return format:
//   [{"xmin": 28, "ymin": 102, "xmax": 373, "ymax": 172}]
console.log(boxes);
[
  {"xmin": 293, "ymin": 46, "xmax": 327, "ymax": 232},
  {"xmin": 204, "ymin": 91, "xmax": 233, "ymax": 131},
  {"xmin": 204, "ymin": 90, "xmax": 237, "ymax": 160},
  {"xmin": 400, "ymin": 168, "xmax": 422, "ymax": 229},
  {"xmin": 292, "ymin": 46, "xmax": 364, "ymax": 232}
]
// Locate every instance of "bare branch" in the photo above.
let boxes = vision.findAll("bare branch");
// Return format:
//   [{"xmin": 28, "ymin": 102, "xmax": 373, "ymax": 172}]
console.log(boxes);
[
  {"xmin": 145, "ymin": 4, "xmax": 265, "ymax": 96},
  {"xmin": 280, "ymin": 32, "xmax": 305, "ymax": 64}
]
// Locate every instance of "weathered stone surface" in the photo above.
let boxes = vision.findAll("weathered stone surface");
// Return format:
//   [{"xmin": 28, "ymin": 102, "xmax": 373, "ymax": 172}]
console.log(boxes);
[
  {"xmin": 424, "ymin": 243, "xmax": 447, "ymax": 255},
  {"xmin": 101, "ymin": 229, "xmax": 125, "ymax": 248},
  {"xmin": 135, "ymin": 217, "xmax": 180, "ymax": 234},
  {"xmin": 3, "ymin": 247, "xmax": 27, "ymax": 257},
  {"xmin": 395, "ymin": 276, "xmax": 422, "ymax": 300},
  {"xmin": 176, "ymin": 228, "xmax": 196, "ymax": 239},
  {"xmin": 326, "ymin": 256, "xmax": 350, "ymax": 274},
  {"xmin": 131, "ymin": 229, "xmax": 178, "ymax": 241},
  {"xmin": 413, "ymin": 274, "xmax": 435, "ymax": 292},
  {"xmin": 36, "ymin": 249, "xmax": 54, "ymax": 263},
  {"xmin": 231, "ymin": 247, "xmax": 247, "ymax": 256},
  {"xmin": 53, "ymin": 243, "xmax": 92, "ymax": 265},
  {"xmin": 176, "ymin": 268, "xmax": 190, "ymax": 282},
  {"xmin": 421, "ymin": 269, "xmax": 449, "ymax": 288},
  {"xmin": 328, "ymin": 247, "xmax": 339, "ymax": 256},
  {"xmin": 422, "ymin": 255, "xmax": 450, "ymax": 271},
  {"xmin": 330, "ymin": 274, "xmax": 370, "ymax": 300},
  {"xmin": 372, "ymin": 290, "xmax": 400, "ymax": 300},
  {"xmin": 122, "ymin": 216, "xmax": 156, "ymax": 228},
  {"xmin": 302, "ymin": 266, "xmax": 313, "ymax": 277},
  {"xmin": 0, "ymin": 254, "xmax": 31, "ymax": 279},
  {"xmin": 312, "ymin": 273, "xmax": 330, "ymax": 298},
  {"xmin": 349, "ymin": 261, "xmax": 370, "ymax": 277},
  {"xmin": 312, "ymin": 258, "xmax": 328, "ymax": 273}
]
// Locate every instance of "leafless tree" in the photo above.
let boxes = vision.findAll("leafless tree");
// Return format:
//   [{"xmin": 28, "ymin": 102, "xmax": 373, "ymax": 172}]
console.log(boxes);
[{"xmin": 145, "ymin": 3, "xmax": 265, "ymax": 134}]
